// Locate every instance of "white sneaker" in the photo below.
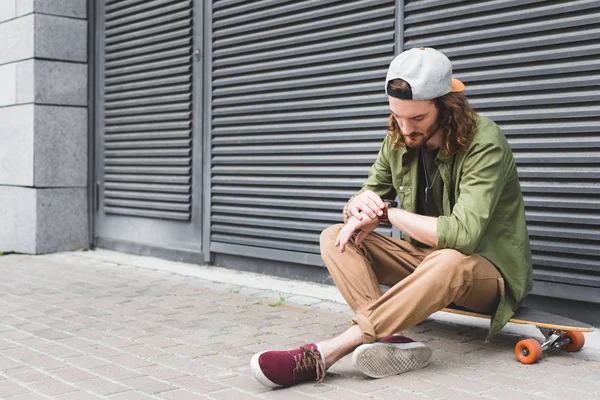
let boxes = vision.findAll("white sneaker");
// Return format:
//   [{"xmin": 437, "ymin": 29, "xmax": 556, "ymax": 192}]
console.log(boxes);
[{"xmin": 352, "ymin": 335, "xmax": 432, "ymax": 378}]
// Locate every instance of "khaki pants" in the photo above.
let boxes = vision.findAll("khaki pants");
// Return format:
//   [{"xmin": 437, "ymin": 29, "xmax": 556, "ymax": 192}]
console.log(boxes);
[{"xmin": 320, "ymin": 224, "xmax": 504, "ymax": 343}]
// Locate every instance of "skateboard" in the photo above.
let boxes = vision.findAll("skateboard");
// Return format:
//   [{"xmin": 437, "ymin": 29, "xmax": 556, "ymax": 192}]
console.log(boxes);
[{"xmin": 442, "ymin": 304, "xmax": 594, "ymax": 364}]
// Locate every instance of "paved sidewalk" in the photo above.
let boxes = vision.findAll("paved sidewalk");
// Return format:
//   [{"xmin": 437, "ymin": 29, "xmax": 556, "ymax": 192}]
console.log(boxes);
[{"xmin": 0, "ymin": 250, "xmax": 598, "ymax": 400}]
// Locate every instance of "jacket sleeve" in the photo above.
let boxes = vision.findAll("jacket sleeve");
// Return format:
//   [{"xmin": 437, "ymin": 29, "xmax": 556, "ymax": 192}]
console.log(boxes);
[
  {"xmin": 356, "ymin": 137, "xmax": 397, "ymax": 200},
  {"xmin": 436, "ymin": 142, "xmax": 505, "ymax": 254}
]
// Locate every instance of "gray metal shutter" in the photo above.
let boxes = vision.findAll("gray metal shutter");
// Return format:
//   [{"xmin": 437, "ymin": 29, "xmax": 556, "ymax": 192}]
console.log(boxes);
[
  {"xmin": 102, "ymin": 0, "xmax": 194, "ymax": 221},
  {"xmin": 210, "ymin": 0, "xmax": 398, "ymax": 263},
  {"xmin": 404, "ymin": 0, "xmax": 600, "ymax": 298}
]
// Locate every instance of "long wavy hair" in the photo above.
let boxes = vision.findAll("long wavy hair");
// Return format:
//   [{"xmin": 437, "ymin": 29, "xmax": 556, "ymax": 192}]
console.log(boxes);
[{"xmin": 386, "ymin": 79, "xmax": 478, "ymax": 156}]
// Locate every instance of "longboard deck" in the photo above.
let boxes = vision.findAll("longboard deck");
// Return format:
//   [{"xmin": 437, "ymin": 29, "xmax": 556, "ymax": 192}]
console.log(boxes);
[{"xmin": 443, "ymin": 304, "xmax": 594, "ymax": 332}]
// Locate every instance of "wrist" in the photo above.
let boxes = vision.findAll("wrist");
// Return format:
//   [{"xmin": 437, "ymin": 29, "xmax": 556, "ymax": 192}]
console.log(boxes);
[
  {"xmin": 378, "ymin": 200, "xmax": 398, "ymax": 224},
  {"xmin": 343, "ymin": 195, "xmax": 357, "ymax": 222}
]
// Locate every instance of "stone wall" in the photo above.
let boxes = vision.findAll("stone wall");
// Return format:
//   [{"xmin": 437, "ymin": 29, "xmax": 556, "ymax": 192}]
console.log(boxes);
[{"xmin": 0, "ymin": 0, "xmax": 88, "ymax": 253}]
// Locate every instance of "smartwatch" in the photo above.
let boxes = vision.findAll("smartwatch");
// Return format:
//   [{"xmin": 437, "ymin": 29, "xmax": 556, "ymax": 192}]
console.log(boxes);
[{"xmin": 379, "ymin": 200, "xmax": 398, "ymax": 224}]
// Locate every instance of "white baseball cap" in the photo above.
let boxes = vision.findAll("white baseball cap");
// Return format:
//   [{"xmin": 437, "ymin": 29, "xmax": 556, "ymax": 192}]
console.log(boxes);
[{"xmin": 385, "ymin": 47, "xmax": 465, "ymax": 100}]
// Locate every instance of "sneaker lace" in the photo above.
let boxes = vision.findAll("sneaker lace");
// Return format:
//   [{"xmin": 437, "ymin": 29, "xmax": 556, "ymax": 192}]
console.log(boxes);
[{"xmin": 294, "ymin": 346, "xmax": 326, "ymax": 383}]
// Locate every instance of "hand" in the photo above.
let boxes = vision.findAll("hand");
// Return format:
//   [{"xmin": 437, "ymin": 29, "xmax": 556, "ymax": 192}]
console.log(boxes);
[
  {"xmin": 335, "ymin": 213, "xmax": 379, "ymax": 252},
  {"xmin": 348, "ymin": 190, "xmax": 385, "ymax": 220}
]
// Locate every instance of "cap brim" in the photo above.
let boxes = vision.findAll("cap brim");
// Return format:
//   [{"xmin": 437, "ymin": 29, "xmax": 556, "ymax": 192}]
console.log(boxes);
[{"xmin": 451, "ymin": 78, "xmax": 465, "ymax": 93}]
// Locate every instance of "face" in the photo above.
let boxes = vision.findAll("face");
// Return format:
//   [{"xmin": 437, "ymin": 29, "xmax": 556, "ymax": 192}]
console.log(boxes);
[{"xmin": 388, "ymin": 96, "xmax": 440, "ymax": 149}]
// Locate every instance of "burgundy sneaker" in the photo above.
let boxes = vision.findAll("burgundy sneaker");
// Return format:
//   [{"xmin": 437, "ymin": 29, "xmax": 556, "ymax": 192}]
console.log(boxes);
[
  {"xmin": 352, "ymin": 335, "xmax": 431, "ymax": 378},
  {"xmin": 251, "ymin": 344, "xmax": 326, "ymax": 388}
]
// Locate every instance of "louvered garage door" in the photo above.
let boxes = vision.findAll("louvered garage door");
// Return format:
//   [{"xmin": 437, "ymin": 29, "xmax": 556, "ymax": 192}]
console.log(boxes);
[
  {"xmin": 210, "ymin": 0, "xmax": 398, "ymax": 264},
  {"xmin": 95, "ymin": 0, "xmax": 204, "ymax": 257},
  {"xmin": 404, "ymin": 0, "xmax": 600, "ymax": 301},
  {"xmin": 103, "ymin": 0, "xmax": 194, "ymax": 221}
]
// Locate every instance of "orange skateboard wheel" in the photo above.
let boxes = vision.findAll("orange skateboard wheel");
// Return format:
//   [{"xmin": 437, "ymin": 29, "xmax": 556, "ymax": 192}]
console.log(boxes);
[
  {"xmin": 515, "ymin": 339, "xmax": 543, "ymax": 364},
  {"xmin": 561, "ymin": 331, "xmax": 585, "ymax": 352}
]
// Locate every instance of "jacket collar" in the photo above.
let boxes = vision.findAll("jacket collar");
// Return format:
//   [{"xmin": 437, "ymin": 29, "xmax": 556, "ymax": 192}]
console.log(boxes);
[{"xmin": 398, "ymin": 143, "xmax": 454, "ymax": 164}]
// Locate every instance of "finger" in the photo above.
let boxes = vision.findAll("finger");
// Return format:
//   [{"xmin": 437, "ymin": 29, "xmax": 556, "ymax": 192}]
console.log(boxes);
[
  {"xmin": 365, "ymin": 201, "xmax": 381, "ymax": 218},
  {"xmin": 349, "ymin": 205, "xmax": 362, "ymax": 220},
  {"xmin": 359, "ymin": 201, "xmax": 379, "ymax": 218},
  {"xmin": 334, "ymin": 234, "xmax": 340, "ymax": 247},
  {"xmin": 367, "ymin": 191, "xmax": 384, "ymax": 207},
  {"xmin": 355, "ymin": 230, "xmax": 368, "ymax": 246},
  {"xmin": 337, "ymin": 229, "xmax": 351, "ymax": 252}
]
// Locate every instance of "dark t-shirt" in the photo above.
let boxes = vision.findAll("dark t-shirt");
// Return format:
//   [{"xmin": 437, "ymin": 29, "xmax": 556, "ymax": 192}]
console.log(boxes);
[{"xmin": 417, "ymin": 147, "xmax": 444, "ymax": 218}]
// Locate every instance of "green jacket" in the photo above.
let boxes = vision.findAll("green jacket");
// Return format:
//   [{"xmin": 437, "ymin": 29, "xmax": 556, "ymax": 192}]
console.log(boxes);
[{"xmin": 357, "ymin": 115, "xmax": 533, "ymax": 340}]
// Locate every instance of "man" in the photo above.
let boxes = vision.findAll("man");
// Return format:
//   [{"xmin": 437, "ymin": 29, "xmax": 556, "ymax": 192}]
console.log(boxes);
[{"xmin": 250, "ymin": 47, "xmax": 533, "ymax": 388}]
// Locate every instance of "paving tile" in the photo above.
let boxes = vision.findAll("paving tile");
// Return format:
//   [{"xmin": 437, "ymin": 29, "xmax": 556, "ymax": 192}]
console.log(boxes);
[
  {"xmin": 215, "ymin": 375, "xmax": 272, "ymax": 395},
  {"xmin": 110, "ymin": 392, "xmax": 158, "ymax": 400},
  {"xmin": 422, "ymin": 372, "xmax": 495, "ymax": 393},
  {"xmin": 92, "ymin": 363, "xmax": 144, "ymax": 381},
  {"xmin": 27, "ymin": 355, "xmax": 70, "ymax": 371},
  {"xmin": 5, "ymin": 367, "xmax": 50, "ymax": 383},
  {"xmin": 0, "ymin": 379, "xmax": 31, "ymax": 398},
  {"xmin": 121, "ymin": 376, "xmax": 177, "ymax": 394},
  {"xmin": 27, "ymin": 378, "xmax": 78, "ymax": 396},
  {"xmin": 423, "ymin": 387, "xmax": 491, "ymax": 400},
  {"xmin": 370, "ymin": 388, "xmax": 430, "ymax": 399},
  {"xmin": 199, "ymin": 354, "xmax": 247, "ymax": 369},
  {"xmin": 136, "ymin": 365, "xmax": 189, "ymax": 380},
  {"xmin": 107, "ymin": 353, "xmax": 154, "ymax": 369},
  {"xmin": 67, "ymin": 355, "xmax": 112, "ymax": 369},
  {"xmin": 0, "ymin": 355, "xmax": 24, "ymax": 371},
  {"xmin": 54, "ymin": 391, "xmax": 103, "ymax": 399},
  {"xmin": 76, "ymin": 377, "xmax": 130, "ymax": 396},
  {"xmin": 85, "ymin": 344, "xmax": 125, "ymax": 358},
  {"xmin": 3, "ymin": 393, "xmax": 48, "ymax": 400},
  {"xmin": 207, "ymin": 388, "xmax": 262, "ymax": 400},
  {"xmin": 261, "ymin": 390, "xmax": 321, "ymax": 400},
  {"xmin": 320, "ymin": 387, "xmax": 378, "ymax": 399},
  {"xmin": 158, "ymin": 389, "xmax": 208, "ymax": 399},
  {"xmin": 481, "ymin": 386, "xmax": 546, "ymax": 400},
  {"xmin": 40, "ymin": 344, "xmax": 83, "ymax": 359},
  {"xmin": 49, "ymin": 366, "xmax": 97, "ymax": 383},
  {"xmin": 169, "ymin": 376, "xmax": 228, "ymax": 394}
]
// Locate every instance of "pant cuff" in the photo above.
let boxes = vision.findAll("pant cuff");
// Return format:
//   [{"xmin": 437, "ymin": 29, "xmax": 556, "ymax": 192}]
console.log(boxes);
[{"xmin": 352, "ymin": 313, "xmax": 377, "ymax": 344}]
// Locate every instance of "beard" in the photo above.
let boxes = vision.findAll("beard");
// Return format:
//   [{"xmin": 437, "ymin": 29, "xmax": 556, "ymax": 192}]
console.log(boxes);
[{"xmin": 402, "ymin": 120, "xmax": 441, "ymax": 149}]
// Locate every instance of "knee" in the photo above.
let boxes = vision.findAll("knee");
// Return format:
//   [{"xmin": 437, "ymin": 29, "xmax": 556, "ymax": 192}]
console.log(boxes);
[
  {"xmin": 422, "ymin": 249, "xmax": 472, "ymax": 279},
  {"xmin": 320, "ymin": 224, "xmax": 344, "ymax": 253}
]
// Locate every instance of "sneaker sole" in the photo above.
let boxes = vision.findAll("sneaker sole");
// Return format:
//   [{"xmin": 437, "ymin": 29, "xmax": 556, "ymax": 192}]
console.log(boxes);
[
  {"xmin": 352, "ymin": 342, "xmax": 432, "ymax": 379},
  {"xmin": 250, "ymin": 351, "xmax": 282, "ymax": 388}
]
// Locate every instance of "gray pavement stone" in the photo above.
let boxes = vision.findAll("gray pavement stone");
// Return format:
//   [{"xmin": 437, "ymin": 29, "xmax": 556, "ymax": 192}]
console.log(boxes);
[
  {"xmin": 0, "ymin": 355, "xmax": 24, "ymax": 371},
  {"xmin": 110, "ymin": 392, "xmax": 158, "ymax": 400},
  {"xmin": 136, "ymin": 365, "xmax": 190, "ymax": 381},
  {"xmin": 261, "ymin": 390, "xmax": 320, "ymax": 400},
  {"xmin": 169, "ymin": 375, "xmax": 228, "ymax": 394},
  {"xmin": 122, "ymin": 376, "xmax": 177, "ymax": 395},
  {"xmin": 67, "ymin": 354, "xmax": 111, "ymax": 369},
  {"xmin": 76, "ymin": 377, "xmax": 129, "ymax": 396},
  {"xmin": 55, "ymin": 391, "xmax": 103, "ymax": 399},
  {"xmin": 27, "ymin": 377, "xmax": 79, "ymax": 396},
  {"xmin": 4, "ymin": 367, "xmax": 49, "ymax": 383},
  {"xmin": 91, "ymin": 364, "xmax": 143, "ymax": 382},
  {"xmin": 106, "ymin": 353, "xmax": 154, "ymax": 369},
  {"xmin": 6, "ymin": 394, "xmax": 48, "ymax": 400},
  {"xmin": 27, "ymin": 354, "xmax": 70, "ymax": 371},
  {"xmin": 159, "ymin": 389, "xmax": 208, "ymax": 399},
  {"xmin": 208, "ymin": 388, "xmax": 263, "ymax": 399},
  {"xmin": 49, "ymin": 366, "xmax": 97, "ymax": 383},
  {"xmin": 0, "ymin": 378, "xmax": 31, "ymax": 398},
  {"xmin": 370, "ymin": 388, "xmax": 430, "ymax": 399}
]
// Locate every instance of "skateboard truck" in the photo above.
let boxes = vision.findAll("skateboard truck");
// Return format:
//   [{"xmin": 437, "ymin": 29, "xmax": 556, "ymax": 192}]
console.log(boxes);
[
  {"xmin": 540, "ymin": 330, "xmax": 565, "ymax": 350},
  {"xmin": 515, "ymin": 328, "xmax": 586, "ymax": 364}
]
